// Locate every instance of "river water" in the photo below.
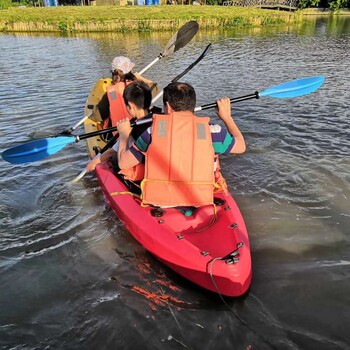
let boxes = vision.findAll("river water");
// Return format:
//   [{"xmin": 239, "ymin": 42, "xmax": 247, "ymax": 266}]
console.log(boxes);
[{"xmin": 0, "ymin": 16, "xmax": 349, "ymax": 350}]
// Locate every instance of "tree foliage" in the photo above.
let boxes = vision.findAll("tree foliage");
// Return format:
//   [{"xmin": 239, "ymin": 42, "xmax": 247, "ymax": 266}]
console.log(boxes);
[
  {"xmin": 298, "ymin": 0, "xmax": 320, "ymax": 8},
  {"xmin": 329, "ymin": 0, "xmax": 348, "ymax": 10},
  {"xmin": 0, "ymin": 0, "xmax": 12, "ymax": 9},
  {"xmin": 298, "ymin": 0, "xmax": 349, "ymax": 8}
]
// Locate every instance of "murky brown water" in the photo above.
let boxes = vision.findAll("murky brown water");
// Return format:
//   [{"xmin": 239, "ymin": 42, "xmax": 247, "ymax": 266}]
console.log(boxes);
[{"xmin": 1, "ymin": 16, "xmax": 349, "ymax": 349}]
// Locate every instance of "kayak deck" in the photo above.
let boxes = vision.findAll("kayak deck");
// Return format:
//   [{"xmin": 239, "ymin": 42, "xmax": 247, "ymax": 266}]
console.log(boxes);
[{"xmin": 94, "ymin": 163, "xmax": 251, "ymax": 297}]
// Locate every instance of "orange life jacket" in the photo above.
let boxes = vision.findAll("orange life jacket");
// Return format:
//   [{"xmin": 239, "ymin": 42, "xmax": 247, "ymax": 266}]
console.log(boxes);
[
  {"xmin": 106, "ymin": 82, "xmax": 129, "ymax": 134},
  {"xmin": 141, "ymin": 112, "xmax": 215, "ymax": 207},
  {"xmin": 115, "ymin": 116, "xmax": 152, "ymax": 183}
]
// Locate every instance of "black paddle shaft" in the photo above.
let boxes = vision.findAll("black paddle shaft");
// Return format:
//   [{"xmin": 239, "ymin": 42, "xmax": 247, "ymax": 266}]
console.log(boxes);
[
  {"xmin": 199, "ymin": 92, "xmax": 259, "ymax": 111},
  {"xmin": 172, "ymin": 43, "xmax": 211, "ymax": 83},
  {"xmin": 74, "ymin": 118, "xmax": 153, "ymax": 142},
  {"xmin": 75, "ymin": 127, "xmax": 117, "ymax": 141},
  {"xmin": 116, "ymin": 91, "xmax": 260, "ymax": 127}
]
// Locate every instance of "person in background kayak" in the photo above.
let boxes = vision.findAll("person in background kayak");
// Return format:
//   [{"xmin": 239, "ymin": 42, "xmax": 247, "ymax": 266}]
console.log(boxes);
[
  {"xmin": 98, "ymin": 56, "xmax": 159, "ymax": 132},
  {"xmin": 86, "ymin": 81, "xmax": 153, "ymax": 184},
  {"xmin": 116, "ymin": 82, "xmax": 246, "ymax": 208}
]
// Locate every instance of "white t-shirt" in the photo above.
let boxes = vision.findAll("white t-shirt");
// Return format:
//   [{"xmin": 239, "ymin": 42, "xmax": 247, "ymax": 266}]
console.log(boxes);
[{"xmin": 112, "ymin": 137, "xmax": 135, "ymax": 152}]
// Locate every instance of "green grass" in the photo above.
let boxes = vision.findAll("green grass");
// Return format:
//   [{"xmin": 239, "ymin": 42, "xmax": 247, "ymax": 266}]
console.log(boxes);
[{"xmin": 0, "ymin": 6, "xmax": 301, "ymax": 32}]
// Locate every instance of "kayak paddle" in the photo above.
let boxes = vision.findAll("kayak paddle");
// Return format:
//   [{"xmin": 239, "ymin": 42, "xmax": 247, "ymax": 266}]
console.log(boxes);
[
  {"xmin": 1, "ymin": 121, "xmax": 145, "ymax": 165},
  {"xmin": 151, "ymin": 43, "xmax": 212, "ymax": 104},
  {"xmin": 70, "ymin": 132, "xmax": 120, "ymax": 183},
  {"xmin": 126, "ymin": 75, "xmax": 326, "ymax": 119},
  {"xmin": 139, "ymin": 20, "xmax": 199, "ymax": 75},
  {"xmin": 57, "ymin": 20, "xmax": 199, "ymax": 135},
  {"xmin": 58, "ymin": 105, "xmax": 95, "ymax": 136},
  {"xmin": 195, "ymin": 76, "xmax": 325, "ymax": 111},
  {"xmin": 2, "ymin": 75, "xmax": 324, "ymax": 165}
]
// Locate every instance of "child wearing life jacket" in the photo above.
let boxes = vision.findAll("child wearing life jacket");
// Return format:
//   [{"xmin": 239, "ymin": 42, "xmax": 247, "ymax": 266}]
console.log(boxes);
[
  {"xmin": 86, "ymin": 81, "xmax": 153, "ymax": 189},
  {"xmin": 101, "ymin": 56, "xmax": 159, "ymax": 134},
  {"xmin": 116, "ymin": 82, "xmax": 246, "ymax": 208}
]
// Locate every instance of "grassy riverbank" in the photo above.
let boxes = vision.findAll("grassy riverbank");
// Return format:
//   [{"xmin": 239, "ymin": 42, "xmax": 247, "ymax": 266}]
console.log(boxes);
[{"xmin": 0, "ymin": 6, "xmax": 301, "ymax": 32}]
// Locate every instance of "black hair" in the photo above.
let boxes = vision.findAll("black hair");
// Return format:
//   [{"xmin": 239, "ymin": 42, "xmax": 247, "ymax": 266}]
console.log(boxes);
[
  {"xmin": 111, "ymin": 69, "xmax": 136, "ymax": 84},
  {"xmin": 123, "ymin": 81, "xmax": 152, "ymax": 111},
  {"xmin": 163, "ymin": 82, "xmax": 196, "ymax": 112}
]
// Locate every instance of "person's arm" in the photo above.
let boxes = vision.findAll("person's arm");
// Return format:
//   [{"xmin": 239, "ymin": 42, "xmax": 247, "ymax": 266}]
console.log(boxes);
[
  {"xmin": 116, "ymin": 118, "xmax": 140, "ymax": 169},
  {"xmin": 86, "ymin": 148, "xmax": 116, "ymax": 172},
  {"xmin": 216, "ymin": 97, "xmax": 246, "ymax": 154},
  {"xmin": 133, "ymin": 72, "xmax": 154, "ymax": 86},
  {"xmin": 133, "ymin": 73, "xmax": 160, "ymax": 96}
]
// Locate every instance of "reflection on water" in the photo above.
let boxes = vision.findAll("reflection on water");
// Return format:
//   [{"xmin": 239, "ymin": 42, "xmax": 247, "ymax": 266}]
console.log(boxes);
[{"xmin": 0, "ymin": 17, "xmax": 350, "ymax": 350}]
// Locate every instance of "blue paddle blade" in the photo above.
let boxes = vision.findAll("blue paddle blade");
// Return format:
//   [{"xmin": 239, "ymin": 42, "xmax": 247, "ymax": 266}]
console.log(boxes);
[
  {"xmin": 259, "ymin": 76, "xmax": 325, "ymax": 98},
  {"xmin": 2, "ymin": 136, "xmax": 75, "ymax": 164}
]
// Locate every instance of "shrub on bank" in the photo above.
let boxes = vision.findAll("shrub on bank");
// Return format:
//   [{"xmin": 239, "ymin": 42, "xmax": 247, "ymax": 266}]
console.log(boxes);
[
  {"xmin": 0, "ymin": 6, "xmax": 301, "ymax": 32},
  {"xmin": 0, "ymin": 0, "xmax": 13, "ymax": 9}
]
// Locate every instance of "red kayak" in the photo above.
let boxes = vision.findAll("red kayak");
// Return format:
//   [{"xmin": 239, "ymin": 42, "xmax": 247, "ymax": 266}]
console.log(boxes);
[{"xmin": 84, "ymin": 79, "xmax": 252, "ymax": 297}]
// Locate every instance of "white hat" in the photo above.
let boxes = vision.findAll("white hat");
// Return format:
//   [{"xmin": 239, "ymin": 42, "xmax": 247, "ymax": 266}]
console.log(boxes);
[{"xmin": 111, "ymin": 56, "xmax": 135, "ymax": 74}]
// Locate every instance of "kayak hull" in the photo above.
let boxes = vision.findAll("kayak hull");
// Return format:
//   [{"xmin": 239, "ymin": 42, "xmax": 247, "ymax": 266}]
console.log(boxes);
[{"xmin": 94, "ymin": 160, "xmax": 251, "ymax": 297}]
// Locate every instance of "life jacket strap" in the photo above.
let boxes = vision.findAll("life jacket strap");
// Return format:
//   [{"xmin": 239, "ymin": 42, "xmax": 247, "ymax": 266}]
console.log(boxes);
[
  {"xmin": 142, "ymin": 179, "xmax": 216, "ymax": 186},
  {"xmin": 195, "ymin": 204, "xmax": 218, "ymax": 232},
  {"xmin": 110, "ymin": 191, "xmax": 141, "ymax": 200}
]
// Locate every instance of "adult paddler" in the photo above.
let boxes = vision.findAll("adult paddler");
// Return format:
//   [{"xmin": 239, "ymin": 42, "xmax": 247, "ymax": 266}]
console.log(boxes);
[{"xmin": 116, "ymin": 82, "xmax": 246, "ymax": 208}]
